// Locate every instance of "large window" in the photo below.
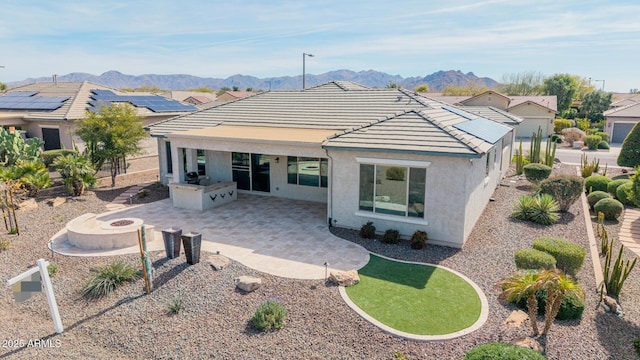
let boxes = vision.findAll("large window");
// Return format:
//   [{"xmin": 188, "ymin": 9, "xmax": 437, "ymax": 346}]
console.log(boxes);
[
  {"xmin": 197, "ymin": 149, "xmax": 206, "ymax": 175},
  {"xmin": 287, "ymin": 157, "xmax": 328, "ymax": 188},
  {"xmin": 359, "ymin": 164, "xmax": 426, "ymax": 218}
]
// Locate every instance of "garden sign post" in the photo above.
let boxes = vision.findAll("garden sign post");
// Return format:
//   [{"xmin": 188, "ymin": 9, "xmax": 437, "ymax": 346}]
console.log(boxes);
[{"xmin": 7, "ymin": 259, "xmax": 63, "ymax": 333}]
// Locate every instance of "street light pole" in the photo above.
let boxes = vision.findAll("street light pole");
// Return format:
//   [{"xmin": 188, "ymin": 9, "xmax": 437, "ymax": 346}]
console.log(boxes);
[{"xmin": 302, "ymin": 53, "xmax": 314, "ymax": 90}]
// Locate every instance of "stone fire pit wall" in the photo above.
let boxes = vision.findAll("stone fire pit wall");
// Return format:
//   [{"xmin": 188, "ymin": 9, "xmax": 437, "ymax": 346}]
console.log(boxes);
[{"xmin": 66, "ymin": 213, "xmax": 154, "ymax": 250}]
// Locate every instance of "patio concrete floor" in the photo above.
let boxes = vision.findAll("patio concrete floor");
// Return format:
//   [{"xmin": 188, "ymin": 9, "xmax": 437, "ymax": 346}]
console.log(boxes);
[{"xmin": 50, "ymin": 194, "xmax": 370, "ymax": 280}]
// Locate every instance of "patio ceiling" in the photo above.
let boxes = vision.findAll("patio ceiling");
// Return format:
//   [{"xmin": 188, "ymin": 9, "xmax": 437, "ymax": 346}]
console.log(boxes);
[{"xmin": 167, "ymin": 125, "xmax": 339, "ymax": 145}]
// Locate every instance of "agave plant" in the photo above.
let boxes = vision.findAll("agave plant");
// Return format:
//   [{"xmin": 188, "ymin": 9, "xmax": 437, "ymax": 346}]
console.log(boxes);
[{"xmin": 529, "ymin": 194, "xmax": 560, "ymax": 225}]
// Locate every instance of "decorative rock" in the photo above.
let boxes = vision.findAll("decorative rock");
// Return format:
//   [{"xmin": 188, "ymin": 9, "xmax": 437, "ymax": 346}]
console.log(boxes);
[
  {"xmin": 329, "ymin": 270, "xmax": 360, "ymax": 287},
  {"xmin": 512, "ymin": 336, "xmax": 543, "ymax": 354},
  {"xmin": 48, "ymin": 197, "xmax": 66, "ymax": 207},
  {"xmin": 603, "ymin": 296, "xmax": 623, "ymax": 316},
  {"xmin": 19, "ymin": 198, "xmax": 38, "ymax": 211},
  {"xmin": 503, "ymin": 310, "xmax": 529, "ymax": 328},
  {"xmin": 209, "ymin": 254, "xmax": 230, "ymax": 271},
  {"xmin": 235, "ymin": 276, "xmax": 261, "ymax": 292}
]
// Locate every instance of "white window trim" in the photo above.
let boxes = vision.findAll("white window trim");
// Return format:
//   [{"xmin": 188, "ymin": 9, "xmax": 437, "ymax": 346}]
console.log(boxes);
[
  {"xmin": 356, "ymin": 156, "xmax": 431, "ymax": 168},
  {"xmin": 355, "ymin": 211, "xmax": 429, "ymax": 226}
]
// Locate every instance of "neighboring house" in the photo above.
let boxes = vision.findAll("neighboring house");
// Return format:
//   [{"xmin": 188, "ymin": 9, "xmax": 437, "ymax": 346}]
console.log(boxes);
[
  {"xmin": 183, "ymin": 96, "xmax": 215, "ymax": 106},
  {"xmin": 0, "ymin": 81, "xmax": 197, "ymax": 152},
  {"xmin": 161, "ymin": 90, "xmax": 216, "ymax": 105},
  {"xmin": 146, "ymin": 81, "xmax": 515, "ymax": 248},
  {"xmin": 427, "ymin": 90, "xmax": 557, "ymax": 138},
  {"xmin": 217, "ymin": 91, "xmax": 256, "ymax": 102},
  {"xmin": 604, "ymin": 102, "xmax": 640, "ymax": 143},
  {"xmin": 609, "ymin": 93, "xmax": 640, "ymax": 110}
]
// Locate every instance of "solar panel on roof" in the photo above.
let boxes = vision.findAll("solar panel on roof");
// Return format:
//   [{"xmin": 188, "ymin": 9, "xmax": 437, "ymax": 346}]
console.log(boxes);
[
  {"xmin": 0, "ymin": 93, "xmax": 68, "ymax": 110},
  {"xmin": 452, "ymin": 116, "xmax": 510, "ymax": 144},
  {"xmin": 88, "ymin": 90, "xmax": 197, "ymax": 113},
  {"xmin": 5, "ymin": 91, "xmax": 38, "ymax": 97}
]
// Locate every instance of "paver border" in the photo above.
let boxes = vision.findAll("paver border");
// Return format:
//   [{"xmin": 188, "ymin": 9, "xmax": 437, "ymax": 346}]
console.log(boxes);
[{"xmin": 338, "ymin": 252, "xmax": 489, "ymax": 341}]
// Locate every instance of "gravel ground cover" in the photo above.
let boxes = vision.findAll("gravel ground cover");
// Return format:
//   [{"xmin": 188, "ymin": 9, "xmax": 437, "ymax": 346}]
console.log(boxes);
[{"xmin": 0, "ymin": 164, "xmax": 638, "ymax": 359}]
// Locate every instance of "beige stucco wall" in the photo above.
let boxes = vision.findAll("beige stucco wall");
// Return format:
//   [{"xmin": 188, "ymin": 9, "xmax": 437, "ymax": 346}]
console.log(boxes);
[
  {"xmin": 463, "ymin": 93, "xmax": 510, "ymax": 110},
  {"xmin": 508, "ymin": 104, "xmax": 554, "ymax": 138}
]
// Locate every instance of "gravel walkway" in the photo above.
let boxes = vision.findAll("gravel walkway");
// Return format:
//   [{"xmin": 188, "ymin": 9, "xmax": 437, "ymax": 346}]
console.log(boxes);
[{"xmin": 1, "ymin": 165, "xmax": 638, "ymax": 359}]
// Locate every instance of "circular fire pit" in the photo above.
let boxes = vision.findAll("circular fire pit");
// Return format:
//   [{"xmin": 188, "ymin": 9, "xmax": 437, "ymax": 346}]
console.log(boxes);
[{"xmin": 66, "ymin": 214, "xmax": 151, "ymax": 250}]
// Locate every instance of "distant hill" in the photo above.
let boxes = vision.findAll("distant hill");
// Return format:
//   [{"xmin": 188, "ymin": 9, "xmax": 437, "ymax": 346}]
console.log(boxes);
[{"xmin": 8, "ymin": 69, "xmax": 498, "ymax": 92}]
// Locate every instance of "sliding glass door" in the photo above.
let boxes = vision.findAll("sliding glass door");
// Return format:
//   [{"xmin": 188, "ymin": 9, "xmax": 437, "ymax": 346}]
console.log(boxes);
[{"xmin": 232, "ymin": 152, "xmax": 270, "ymax": 193}]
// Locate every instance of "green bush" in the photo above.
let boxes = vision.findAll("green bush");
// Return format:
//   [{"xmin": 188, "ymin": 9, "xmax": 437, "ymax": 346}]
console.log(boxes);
[
  {"xmin": 550, "ymin": 134, "xmax": 562, "ymax": 144},
  {"xmin": 514, "ymin": 248, "xmax": 557, "ymax": 270},
  {"xmin": 512, "ymin": 194, "xmax": 560, "ymax": 225},
  {"xmin": 382, "ymin": 229, "xmax": 400, "ymax": 244},
  {"xmin": 584, "ymin": 175, "xmax": 612, "ymax": 193},
  {"xmin": 539, "ymin": 175, "xmax": 584, "ymax": 212},
  {"xmin": 594, "ymin": 198, "xmax": 624, "ymax": 220},
  {"xmin": 515, "ymin": 287, "xmax": 585, "ymax": 321},
  {"xmin": 618, "ymin": 122, "xmax": 640, "ymax": 168},
  {"xmin": 523, "ymin": 163, "xmax": 552, "ymax": 183},
  {"xmin": 585, "ymin": 135, "xmax": 602, "ymax": 150},
  {"xmin": 359, "ymin": 221, "xmax": 376, "ymax": 239},
  {"xmin": 80, "ymin": 261, "xmax": 139, "ymax": 299},
  {"xmin": 251, "ymin": 299, "xmax": 287, "ymax": 331},
  {"xmin": 595, "ymin": 131, "xmax": 610, "ymax": 142},
  {"xmin": 617, "ymin": 181, "xmax": 636, "ymax": 206},
  {"xmin": 597, "ymin": 140, "xmax": 610, "ymax": 150},
  {"xmin": 587, "ymin": 191, "xmax": 611, "ymax": 209},
  {"xmin": 464, "ymin": 343, "xmax": 547, "ymax": 360},
  {"xmin": 608, "ymin": 179, "xmax": 631, "ymax": 198},
  {"xmin": 410, "ymin": 230, "xmax": 427, "ymax": 249},
  {"xmin": 47, "ymin": 263, "xmax": 60, "ymax": 277},
  {"xmin": 41, "ymin": 149, "xmax": 77, "ymax": 167},
  {"xmin": 385, "ymin": 166, "xmax": 405, "ymax": 181},
  {"xmin": 533, "ymin": 237, "xmax": 586, "ymax": 275},
  {"xmin": 554, "ymin": 119, "xmax": 573, "ymax": 134}
]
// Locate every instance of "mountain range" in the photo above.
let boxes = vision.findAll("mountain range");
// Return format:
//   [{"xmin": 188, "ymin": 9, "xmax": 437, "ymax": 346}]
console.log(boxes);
[{"xmin": 9, "ymin": 69, "xmax": 499, "ymax": 92}]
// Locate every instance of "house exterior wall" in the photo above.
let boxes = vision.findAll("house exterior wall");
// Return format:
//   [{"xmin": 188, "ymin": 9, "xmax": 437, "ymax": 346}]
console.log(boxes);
[
  {"xmin": 606, "ymin": 116, "xmax": 639, "ymax": 143},
  {"xmin": 329, "ymin": 149, "xmax": 485, "ymax": 248},
  {"xmin": 162, "ymin": 136, "xmax": 328, "ymax": 203},
  {"xmin": 463, "ymin": 93, "xmax": 510, "ymax": 110},
  {"xmin": 508, "ymin": 104, "xmax": 554, "ymax": 138}
]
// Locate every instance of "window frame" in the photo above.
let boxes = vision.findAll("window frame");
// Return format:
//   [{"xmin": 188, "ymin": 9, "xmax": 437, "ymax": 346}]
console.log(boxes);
[{"xmin": 287, "ymin": 156, "xmax": 328, "ymax": 188}]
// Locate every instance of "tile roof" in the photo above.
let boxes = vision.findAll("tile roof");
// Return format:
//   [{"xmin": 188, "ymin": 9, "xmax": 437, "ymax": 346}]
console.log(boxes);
[
  {"xmin": 604, "ymin": 102, "xmax": 640, "ymax": 117},
  {"xmin": 147, "ymin": 82, "xmax": 513, "ymax": 157},
  {"xmin": 429, "ymin": 91, "xmax": 557, "ymax": 112},
  {"xmin": 455, "ymin": 106, "xmax": 523, "ymax": 125}
]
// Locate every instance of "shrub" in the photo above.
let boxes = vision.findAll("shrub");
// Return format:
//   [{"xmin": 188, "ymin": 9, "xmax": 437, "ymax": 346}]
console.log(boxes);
[
  {"xmin": 168, "ymin": 297, "xmax": 184, "ymax": 315},
  {"xmin": 533, "ymin": 237, "xmax": 586, "ymax": 275},
  {"xmin": 539, "ymin": 175, "xmax": 584, "ymax": 212},
  {"xmin": 618, "ymin": 122, "xmax": 640, "ymax": 168},
  {"xmin": 80, "ymin": 261, "xmax": 139, "ymax": 299},
  {"xmin": 515, "ymin": 286, "xmax": 586, "ymax": 320},
  {"xmin": 359, "ymin": 221, "xmax": 376, "ymax": 239},
  {"xmin": 585, "ymin": 135, "xmax": 602, "ymax": 150},
  {"xmin": 587, "ymin": 191, "xmax": 611, "ymax": 209},
  {"xmin": 594, "ymin": 198, "xmax": 624, "ymax": 220},
  {"xmin": 382, "ymin": 229, "xmax": 400, "ymax": 244},
  {"xmin": 47, "ymin": 263, "xmax": 60, "ymax": 277},
  {"xmin": 410, "ymin": 230, "xmax": 427, "ymax": 249},
  {"xmin": 550, "ymin": 134, "xmax": 563, "ymax": 143},
  {"xmin": 41, "ymin": 149, "xmax": 77, "ymax": 167},
  {"xmin": 514, "ymin": 248, "xmax": 557, "ymax": 270},
  {"xmin": 138, "ymin": 189, "xmax": 149, "ymax": 198},
  {"xmin": 617, "ymin": 181, "xmax": 636, "ymax": 206},
  {"xmin": 523, "ymin": 163, "xmax": 552, "ymax": 184},
  {"xmin": 635, "ymin": 339, "xmax": 640, "ymax": 357},
  {"xmin": 0, "ymin": 239, "xmax": 11, "ymax": 252},
  {"xmin": 608, "ymin": 179, "xmax": 631, "ymax": 198},
  {"xmin": 584, "ymin": 175, "xmax": 612, "ymax": 193},
  {"xmin": 464, "ymin": 343, "xmax": 547, "ymax": 360},
  {"xmin": 576, "ymin": 118, "xmax": 591, "ymax": 132},
  {"xmin": 597, "ymin": 140, "xmax": 610, "ymax": 150},
  {"xmin": 562, "ymin": 127, "xmax": 586, "ymax": 138},
  {"xmin": 252, "ymin": 299, "xmax": 287, "ymax": 331},
  {"xmin": 385, "ymin": 166, "xmax": 405, "ymax": 181},
  {"xmin": 554, "ymin": 119, "xmax": 573, "ymax": 134},
  {"xmin": 596, "ymin": 131, "xmax": 610, "ymax": 142},
  {"xmin": 512, "ymin": 194, "xmax": 560, "ymax": 225},
  {"xmin": 563, "ymin": 131, "xmax": 582, "ymax": 146}
]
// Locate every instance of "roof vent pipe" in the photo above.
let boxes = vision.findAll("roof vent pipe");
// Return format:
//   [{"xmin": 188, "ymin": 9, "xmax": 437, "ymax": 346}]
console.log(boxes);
[{"xmin": 53, "ymin": 74, "xmax": 58, "ymax": 85}]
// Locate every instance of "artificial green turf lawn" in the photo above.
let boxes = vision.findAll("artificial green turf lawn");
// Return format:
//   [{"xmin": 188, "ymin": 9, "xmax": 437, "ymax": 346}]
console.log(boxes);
[{"xmin": 345, "ymin": 254, "xmax": 482, "ymax": 335}]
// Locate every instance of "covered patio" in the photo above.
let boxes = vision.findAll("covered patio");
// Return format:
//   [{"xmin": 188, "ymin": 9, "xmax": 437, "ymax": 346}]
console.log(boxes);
[{"xmin": 50, "ymin": 194, "xmax": 370, "ymax": 279}]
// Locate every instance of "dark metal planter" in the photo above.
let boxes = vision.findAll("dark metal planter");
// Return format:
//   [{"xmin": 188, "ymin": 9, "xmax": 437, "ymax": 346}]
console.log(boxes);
[
  {"xmin": 161, "ymin": 227, "xmax": 182, "ymax": 259},
  {"xmin": 181, "ymin": 231, "xmax": 202, "ymax": 265}
]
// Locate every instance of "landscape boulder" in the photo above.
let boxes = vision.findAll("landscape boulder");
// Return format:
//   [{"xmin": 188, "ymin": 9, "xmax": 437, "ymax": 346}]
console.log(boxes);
[
  {"xmin": 329, "ymin": 270, "xmax": 360, "ymax": 287},
  {"xmin": 209, "ymin": 254, "xmax": 230, "ymax": 271},
  {"xmin": 234, "ymin": 276, "xmax": 261, "ymax": 292},
  {"xmin": 512, "ymin": 336, "xmax": 543, "ymax": 354},
  {"xmin": 19, "ymin": 198, "xmax": 38, "ymax": 211},
  {"xmin": 48, "ymin": 197, "xmax": 66, "ymax": 207},
  {"xmin": 503, "ymin": 310, "xmax": 529, "ymax": 328},
  {"xmin": 603, "ymin": 295, "xmax": 623, "ymax": 316}
]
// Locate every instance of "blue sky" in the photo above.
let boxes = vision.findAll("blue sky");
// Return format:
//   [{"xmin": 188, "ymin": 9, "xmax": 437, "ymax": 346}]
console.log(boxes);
[{"xmin": 1, "ymin": 0, "xmax": 639, "ymax": 92}]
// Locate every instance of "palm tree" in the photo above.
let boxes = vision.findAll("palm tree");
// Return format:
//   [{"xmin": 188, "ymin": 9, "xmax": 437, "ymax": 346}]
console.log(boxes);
[
  {"xmin": 53, "ymin": 153, "xmax": 96, "ymax": 196},
  {"xmin": 500, "ymin": 270, "xmax": 542, "ymax": 335},
  {"xmin": 0, "ymin": 160, "xmax": 51, "ymax": 197}
]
